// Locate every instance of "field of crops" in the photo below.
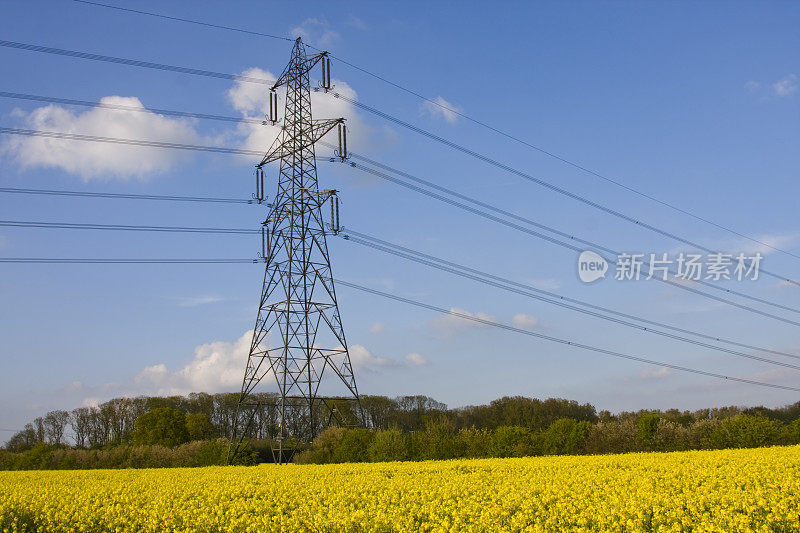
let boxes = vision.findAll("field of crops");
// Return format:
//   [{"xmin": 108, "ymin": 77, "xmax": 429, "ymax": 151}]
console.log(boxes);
[{"xmin": 1, "ymin": 445, "xmax": 799, "ymax": 532}]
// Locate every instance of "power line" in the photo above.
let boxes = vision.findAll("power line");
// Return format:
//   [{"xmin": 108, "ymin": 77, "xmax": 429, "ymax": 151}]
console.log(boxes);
[
  {"xmin": 0, "ymin": 91, "xmax": 265, "ymax": 125},
  {"xmin": 0, "ymin": 186, "xmax": 254, "ymax": 204},
  {"xmin": 0, "ymin": 253, "xmax": 795, "ymax": 391},
  {"xmin": 1, "ymin": 124, "xmax": 796, "ymax": 322},
  {"xmin": 0, "ymin": 92, "xmax": 800, "ymax": 294},
  {"xmin": 7, "ymin": 212, "xmax": 796, "ymax": 364},
  {"xmin": 342, "ymin": 229, "xmax": 800, "ymax": 360},
  {"xmin": 0, "ymin": 40, "xmax": 275, "ymax": 85},
  {"xmin": 340, "ymin": 229, "xmax": 800, "ymax": 371},
  {"xmin": 335, "ymin": 279, "xmax": 800, "ymax": 393},
  {"xmin": 0, "ymin": 127, "xmax": 263, "ymax": 156},
  {"xmin": 0, "ymin": 258, "xmax": 258, "ymax": 263},
  {"xmin": 72, "ymin": 0, "xmax": 294, "ymax": 43},
  {"xmin": 2, "ymin": 38, "xmax": 795, "ymax": 266},
  {"xmin": 0, "ymin": 220, "xmax": 259, "ymax": 234},
  {"xmin": 340, "ymin": 158, "xmax": 800, "ymax": 325},
  {"xmin": 324, "ymin": 91, "xmax": 800, "ymax": 288},
  {"xmin": 66, "ymin": 0, "xmax": 800, "ymax": 262}
]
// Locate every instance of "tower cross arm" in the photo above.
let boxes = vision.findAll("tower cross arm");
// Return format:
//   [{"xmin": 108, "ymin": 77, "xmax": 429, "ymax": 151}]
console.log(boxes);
[
  {"xmin": 258, "ymin": 118, "xmax": 344, "ymax": 167},
  {"xmin": 271, "ymin": 52, "xmax": 327, "ymax": 91}
]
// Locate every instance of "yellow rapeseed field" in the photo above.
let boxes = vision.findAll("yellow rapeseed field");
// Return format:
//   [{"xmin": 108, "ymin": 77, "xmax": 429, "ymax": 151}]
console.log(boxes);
[{"xmin": 1, "ymin": 446, "xmax": 799, "ymax": 532}]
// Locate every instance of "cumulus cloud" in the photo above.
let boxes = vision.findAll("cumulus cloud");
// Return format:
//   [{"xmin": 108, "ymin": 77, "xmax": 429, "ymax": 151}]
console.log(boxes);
[
  {"xmin": 291, "ymin": 18, "xmax": 340, "ymax": 47},
  {"xmin": 744, "ymin": 80, "xmax": 760, "ymax": 92},
  {"xmin": 369, "ymin": 322, "xmax": 385, "ymax": 334},
  {"xmin": 0, "ymin": 97, "xmax": 203, "ymax": 180},
  {"xmin": 421, "ymin": 96, "xmax": 462, "ymax": 123},
  {"xmin": 175, "ymin": 296, "xmax": 224, "ymax": 307},
  {"xmin": 345, "ymin": 16, "xmax": 368, "ymax": 31},
  {"xmin": 431, "ymin": 307, "xmax": 498, "ymax": 336},
  {"xmin": 349, "ymin": 345, "xmax": 427, "ymax": 370},
  {"xmin": 744, "ymin": 74, "xmax": 797, "ymax": 99},
  {"xmin": 135, "ymin": 330, "xmax": 252, "ymax": 395},
  {"xmin": 405, "ymin": 352, "xmax": 427, "ymax": 366},
  {"xmin": 772, "ymin": 74, "xmax": 797, "ymax": 97},
  {"xmin": 639, "ymin": 367, "xmax": 671, "ymax": 379},
  {"xmin": 512, "ymin": 314, "xmax": 539, "ymax": 329}
]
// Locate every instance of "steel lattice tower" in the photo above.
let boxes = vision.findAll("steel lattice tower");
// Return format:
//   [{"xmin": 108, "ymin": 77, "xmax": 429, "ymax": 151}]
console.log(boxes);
[{"xmin": 229, "ymin": 37, "xmax": 362, "ymax": 464}]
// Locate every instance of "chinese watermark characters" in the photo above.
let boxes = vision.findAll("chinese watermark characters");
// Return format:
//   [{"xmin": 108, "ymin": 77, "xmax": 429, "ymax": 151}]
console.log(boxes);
[{"xmin": 614, "ymin": 252, "xmax": 763, "ymax": 282}]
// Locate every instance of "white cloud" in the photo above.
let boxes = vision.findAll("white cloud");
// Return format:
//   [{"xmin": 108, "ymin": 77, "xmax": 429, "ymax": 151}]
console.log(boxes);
[
  {"xmin": 81, "ymin": 397, "xmax": 101, "ymax": 408},
  {"xmin": 291, "ymin": 18, "xmax": 340, "ymax": 47},
  {"xmin": 431, "ymin": 307, "xmax": 498, "ymax": 336},
  {"xmin": 349, "ymin": 345, "xmax": 427, "ymax": 369},
  {"xmin": 512, "ymin": 314, "xmax": 539, "ymax": 329},
  {"xmin": 176, "ymin": 296, "xmax": 224, "ymax": 307},
  {"xmin": 421, "ymin": 96, "xmax": 462, "ymax": 124},
  {"xmin": 405, "ymin": 352, "xmax": 427, "ymax": 366},
  {"xmin": 639, "ymin": 367, "xmax": 671, "ymax": 379},
  {"xmin": 369, "ymin": 322, "xmax": 385, "ymax": 334},
  {"xmin": 345, "ymin": 15, "xmax": 368, "ymax": 31},
  {"xmin": 135, "ymin": 331, "xmax": 252, "ymax": 395},
  {"xmin": 772, "ymin": 74, "xmax": 797, "ymax": 97},
  {"xmin": 348, "ymin": 344, "xmax": 396, "ymax": 368},
  {"xmin": 0, "ymin": 97, "xmax": 203, "ymax": 180},
  {"xmin": 744, "ymin": 80, "xmax": 761, "ymax": 92}
]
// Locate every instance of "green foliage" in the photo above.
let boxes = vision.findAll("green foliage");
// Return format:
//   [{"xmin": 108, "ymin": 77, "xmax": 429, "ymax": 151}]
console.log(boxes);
[
  {"xmin": 295, "ymin": 427, "xmax": 346, "ymax": 464},
  {"xmin": 489, "ymin": 426, "xmax": 531, "ymax": 458},
  {"xmin": 637, "ymin": 413, "xmax": 661, "ymax": 449},
  {"xmin": 537, "ymin": 418, "xmax": 591, "ymax": 455},
  {"xmin": 132, "ymin": 408, "xmax": 189, "ymax": 448},
  {"xmin": 185, "ymin": 413, "xmax": 214, "ymax": 441},
  {"xmin": 333, "ymin": 429, "xmax": 374, "ymax": 463},
  {"xmin": 705, "ymin": 415, "xmax": 781, "ymax": 449},
  {"xmin": 780, "ymin": 419, "xmax": 800, "ymax": 445},
  {"xmin": 368, "ymin": 428, "xmax": 409, "ymax": 462}
]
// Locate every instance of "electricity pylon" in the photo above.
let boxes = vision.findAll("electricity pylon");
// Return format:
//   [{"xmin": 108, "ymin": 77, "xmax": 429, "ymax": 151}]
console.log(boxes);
[{"xmin": 228, "ymin": 37, "xmax": 362, "ymax": 464}]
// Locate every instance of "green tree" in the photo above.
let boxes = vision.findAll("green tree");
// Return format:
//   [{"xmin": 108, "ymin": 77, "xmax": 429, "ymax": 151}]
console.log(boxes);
[
  {"xmin": 132, "ymin": 408, "xmax": 189, "ymax": 447},
  {"xmin": 637, "ymin": 413, "xmax": 660, "ymax": 450},
  {"xmin": 707, "ymin": 415, "xmax": 781, "ymax": 449},
  {"xmin": 368, "ymin": 428, "xmax": 409, "ymax": 462},
  {"xmin": 538, "ymin": 418, "xmax": 591, "ymax": 455},
  {"xmin": 185, "ymin": 413, "xmax": 213, "ymax": 441},
  {"xmin": 489, "ymin": 426, "xmax": 531, "ymax": 458}
]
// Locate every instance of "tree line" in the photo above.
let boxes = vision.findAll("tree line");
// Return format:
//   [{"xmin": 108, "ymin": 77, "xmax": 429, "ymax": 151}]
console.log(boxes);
[{"xmin": 2, "ymin": 393, "xmax": 800, "ymax": 469}]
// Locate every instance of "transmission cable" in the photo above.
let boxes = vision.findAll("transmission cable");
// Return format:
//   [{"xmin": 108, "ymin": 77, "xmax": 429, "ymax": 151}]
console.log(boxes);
[
  {"xmin": 0, "ymin": 220, "xmax": 259, "ymax": 234},
  {"xmin": 66, "ymin": 0, "xmax": 800, "ymax": 261},
  {"xmin": 2, "ymin": 90, "xmax": 796, "ymax": 291},
  {"xmin": 0, "ymin": 40, "xmax": 275, "ymax": 85},
  {"xmin": 323, "ymin": 90, "xmax": 800, "ymax": 288},
  {"xmin": 1, "ymin": 41, "xmax": 795, "ymax": 268},
  {"xmin": 335, "ymin": 279, "xmax": 800, "ymax": 393},
  {"xmin": 339, "ymin": 229, "xmax": 800, "ymax": 370},
  {"xmin": 0, "ymin": 258, "xmax": 258, "ymax": 263},
  {"xmin": 3, "ymin": 88, "xmax": 796, "ymax": 293},
  {"xmin": 71, "ymin": 0, "xmax": 294, "ymax": 43},
  {"xmin": 1, "ymin": 125, "xmax": 796, "ymax": 322},
  {"xmin": 0, "ymin": 254, "xmax": 795, "ymax": 391},
  {"xmin": 338, "ymin": 158, "xmax": 800, "ymax": 325},
  {"xmin": 0, "ymin": 186, "xmax": 255, "ymax": 204},
  {"xmin": 5, "ymin": 213, "xmax": 795, "ymax": 363}
]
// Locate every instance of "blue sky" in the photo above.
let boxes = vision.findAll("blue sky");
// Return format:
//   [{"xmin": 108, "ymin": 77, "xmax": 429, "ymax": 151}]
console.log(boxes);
[{"xmin": 1, "ymin": 0, "xmax": 799, "ymax": 434}]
